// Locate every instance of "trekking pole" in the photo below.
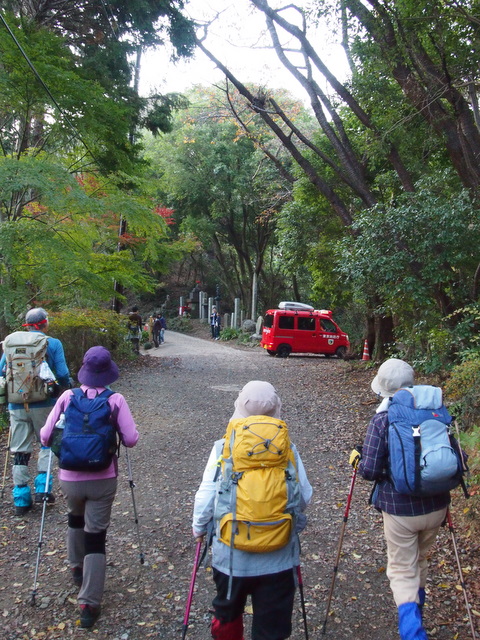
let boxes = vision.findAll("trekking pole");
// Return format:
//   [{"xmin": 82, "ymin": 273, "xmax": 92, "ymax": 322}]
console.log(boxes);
[
  {"xmin": 125, "ymin": 447, "xmax": 145, "ymax": 564},
  {"xmin": 181, "ymin": 538, "xmax": 202, "ymax": 640},
  {"xmin": 453, "ymin": 420, "xmax": 471, "ymax": 499},
  {"xmin": 321, "ymin": 464, "xmax": 358, "ymax": 635},
  {"xmin": 30, "ymin": 447, "xmax": 53, "ymax": 606},
  {"xmin": 445, "ymin": 508, "xmax": 477, "ymax": 640},
  {"xmin": 296, "ymin": 564, "xmax": 309, "ymax": 640},
  {"xmin": 1, "ymin": 424, "xmax": 11, "ymax": 499}
]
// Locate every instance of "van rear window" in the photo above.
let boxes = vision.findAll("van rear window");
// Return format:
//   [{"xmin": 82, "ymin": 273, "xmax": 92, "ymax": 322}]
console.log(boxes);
[
  {"xmin": 264, "ymin": 314, "xmax": 274, "ymax": 328},
  {"xmin": 278, "ymin": 316, "xmax": 294, "ymax": 330}
]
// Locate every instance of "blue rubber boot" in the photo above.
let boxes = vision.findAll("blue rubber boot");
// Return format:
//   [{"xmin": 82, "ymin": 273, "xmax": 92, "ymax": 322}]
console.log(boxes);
[
  {"xmin": 34, "ymin": 472, "xmax": 55, "ymax": 504},
  {"xmin": 13, "ymin": 485, "xmax": 32, "ymax": 516},
  {"xmin": 418, "ymin": 588, "xmax": 426, "ymax": 619},
  {"xmin": 398, "ymin": 602, "xmax": 428, "ymax": 640}
]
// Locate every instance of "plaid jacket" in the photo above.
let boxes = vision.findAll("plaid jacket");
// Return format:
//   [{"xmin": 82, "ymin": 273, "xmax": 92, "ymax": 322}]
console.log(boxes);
[{"xmin": 358, "ymin": 410, "xmax": 450, "ymax": 516}]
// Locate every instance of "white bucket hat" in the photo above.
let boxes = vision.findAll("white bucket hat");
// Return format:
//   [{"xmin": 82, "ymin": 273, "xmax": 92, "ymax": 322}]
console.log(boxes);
[
  {"xmin": 371, "ymin": 358, "xmax": 415, "ymax": 398},
  {"xmin": 230, "ymin": 380, "xmax": 282, "ymax": 419}
]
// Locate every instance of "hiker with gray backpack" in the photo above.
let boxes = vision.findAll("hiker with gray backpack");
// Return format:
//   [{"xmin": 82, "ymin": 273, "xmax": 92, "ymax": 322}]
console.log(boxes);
[
  {"xmin": 349, "ymin": 358, "xmax": 467, "ymax": 640},
  {"xmin": 0, "ymin": 307, "xmax": 71, "ymax": 516},
  {"xmin": 40, "ymin": 345, "xmax": 139, "ymax": 629},
  {"xmin": 192, "ymin": 380, "xmax": 312, "ymax": 640}
]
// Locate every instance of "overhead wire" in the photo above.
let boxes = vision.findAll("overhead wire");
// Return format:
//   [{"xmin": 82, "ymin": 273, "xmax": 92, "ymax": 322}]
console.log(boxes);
[{"xmin": 0, "ymin": 10, "xmax": 98, "ymax": 164}]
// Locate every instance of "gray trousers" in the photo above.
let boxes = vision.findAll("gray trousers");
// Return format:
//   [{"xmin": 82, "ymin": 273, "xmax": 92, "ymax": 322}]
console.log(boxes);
[
  {"xmin": 60, "ymin": 477, "xmax": 117, "ymax": 606},
  {"xmin": 9, "ymin": 405, "xmax": 53, "ymax": 486}
]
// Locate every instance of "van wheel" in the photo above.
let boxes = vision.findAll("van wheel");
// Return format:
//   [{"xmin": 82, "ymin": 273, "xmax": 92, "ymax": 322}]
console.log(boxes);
[
  {"xmin": 267, "ymin": 350, "xmax": 276, "ymax": 357},
  {"xmin": 336, "ymin": 346, "xmax": 347, "ymax": 359},
  {"xmin": 277, "ymin": 344, "xmax": 291, "ymax": 358}
]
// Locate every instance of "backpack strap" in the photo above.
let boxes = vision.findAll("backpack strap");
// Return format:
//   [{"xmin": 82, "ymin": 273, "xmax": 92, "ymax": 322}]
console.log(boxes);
[{"xmin": 412, "ymin": 423, "xmax": 422, "ymax": 494}]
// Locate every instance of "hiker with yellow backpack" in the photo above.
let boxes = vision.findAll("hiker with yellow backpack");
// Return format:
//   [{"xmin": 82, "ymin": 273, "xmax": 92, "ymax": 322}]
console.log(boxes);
[{"xmin": 192, "ymin": 380, "xmax": 312, "ymax": 640}]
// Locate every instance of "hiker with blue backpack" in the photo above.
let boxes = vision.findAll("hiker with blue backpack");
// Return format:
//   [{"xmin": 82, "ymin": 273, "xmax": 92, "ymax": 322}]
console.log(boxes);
[
  {"xmin": 40, "ymin": 345, "xmax": 139, "ymax": 629},
  {"xmin": 350, "ymin": 358, "xmax": 466, "ymax": 640},
  {"xmin": 192, "ymin": 380, "xmax": 312, "ymax": 640},
  {"xmin": 0, "ymin": 307, "xmax": 71, "ymax": 516}
]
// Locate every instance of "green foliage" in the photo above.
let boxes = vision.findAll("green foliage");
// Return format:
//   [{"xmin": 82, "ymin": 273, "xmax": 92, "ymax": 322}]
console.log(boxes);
[
  {"xmin": 457, "ymin": 428, "xmax": 480, "ymax": 484},
  {"xmin": 141, "ymin": 84, "xmax": 304, "ymax": 312},
  {"xmin": 168, "ymin": 315, "xmax": 193, "ymax": 333},
  {"xmin": 448, "ymin": 304, "xmax": 480, "ymax": 358},
  {"xmin": 336, "ymin": 175, "xmax": 480, "ymax": 369},
  {"xmin": 219, "ymin": 327, "xmax": 240, "ymax": 341},
  {"xmin": 0, "ymin": 409, "xmax": 9, "ymax": 434},
  {"xmin": 444, "ymin": 355, "xmax": 480, "ymax": 430},
  {"xmin": 0, "ymin": 5, "xmax": 195, "ymax": 173},
  {"xmin": 445, "ymin": 355, "xmax": 480, "ymax": 481},
  {"xmin": 45, "ymin": 309, "xmax": 133, "ymax": 378},
  {"xmin": 0, "ymin": 154, "xmax": 173, "ymax": 325}
]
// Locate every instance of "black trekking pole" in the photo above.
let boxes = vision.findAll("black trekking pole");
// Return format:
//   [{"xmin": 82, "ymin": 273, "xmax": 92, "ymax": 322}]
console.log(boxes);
[
  {"xmin": 30, "ymin": 448, "xmax": 53, "ymax": 606},
  {"xmin": 296, "ymin": 564, "xmax": 309, "ymax": 639},
  {"xmin": 321, "ymin": 464, "xmax": 358, "ymax": 635},
  {"xmin": 445, "ymin": 509, "xmax": 477, "ymax": 640},
  {"xmin": 181, "ymin": 538, "xmax": 202, "ymax": 640},
  {"xmin": 125, "ymin": 447, "xmax": 145, "ymax": 564},
  {"xmin": 1, "ymin": 424, "xmax": 11, "ymax": 499}
]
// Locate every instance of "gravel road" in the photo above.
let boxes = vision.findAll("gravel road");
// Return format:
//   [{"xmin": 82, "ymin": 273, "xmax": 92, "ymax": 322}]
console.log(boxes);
[{"xmin": 0, "ymin": 331, "xmax": 477, "ymax": 640}]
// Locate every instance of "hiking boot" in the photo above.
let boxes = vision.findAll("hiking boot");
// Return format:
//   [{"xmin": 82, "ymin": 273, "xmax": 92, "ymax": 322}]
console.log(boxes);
[
  {"xmin": 34, "ymin": 492, "xmax": 55, "ymax": 504},
  {"xmin": 72, "ymin": 567, "xmax": 83, "ymax": 587},
  {"xmin": 14, "ymin": 504, "xmax": 32, "ymax": 517},
  {"xmin": 79, "ymin": 604, "xmax": 101, "ymax": 628}
]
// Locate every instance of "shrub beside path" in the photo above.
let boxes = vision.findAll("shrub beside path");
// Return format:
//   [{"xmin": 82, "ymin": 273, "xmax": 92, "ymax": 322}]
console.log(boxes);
[{"xmin": 0, "ymin": 331, "xmax": 477, "ymax": 639}]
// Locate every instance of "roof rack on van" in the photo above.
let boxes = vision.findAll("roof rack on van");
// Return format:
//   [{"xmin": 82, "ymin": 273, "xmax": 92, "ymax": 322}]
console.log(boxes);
[{"xmin": 278, "ymin": 301, "xmax": 314, "ymax": 311}]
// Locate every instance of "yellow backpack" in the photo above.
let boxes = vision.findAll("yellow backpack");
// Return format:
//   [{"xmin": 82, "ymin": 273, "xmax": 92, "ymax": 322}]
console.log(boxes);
[{"xmin": 214, "ymin": 415, "xmax": 300, "ymax": 553}]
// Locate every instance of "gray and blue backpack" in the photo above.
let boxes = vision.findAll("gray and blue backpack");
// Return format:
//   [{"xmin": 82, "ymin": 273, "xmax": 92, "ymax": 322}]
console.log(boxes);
[{"xmin": 387, "ymin": 385, "xmax": 464, "ymax": 497}]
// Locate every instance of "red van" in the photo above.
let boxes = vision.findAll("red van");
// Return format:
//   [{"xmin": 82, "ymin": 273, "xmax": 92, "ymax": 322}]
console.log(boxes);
[{"xmin": 260, "ymin": 302, "xmax": 350, "ymax": 358}]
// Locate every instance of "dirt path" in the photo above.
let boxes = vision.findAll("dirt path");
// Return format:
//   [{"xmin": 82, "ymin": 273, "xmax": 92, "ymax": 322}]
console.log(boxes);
[{"xmin": 0, "ymin": 332, "xmax": 477, "ymax": 639}]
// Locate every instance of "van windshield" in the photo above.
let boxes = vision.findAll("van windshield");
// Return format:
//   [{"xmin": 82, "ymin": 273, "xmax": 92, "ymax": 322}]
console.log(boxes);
[{"xmin": 321, "ymin": 318, "xmax": 338, "ymax": 332}]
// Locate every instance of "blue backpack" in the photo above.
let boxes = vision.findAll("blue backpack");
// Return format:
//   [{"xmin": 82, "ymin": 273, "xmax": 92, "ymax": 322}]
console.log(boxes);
[
  {"xmin": 387, "ymin": 385, "xmax": 464, "ymax": 497},
  {"xmin": 56, "ymin": 388, "xmax": 117, "ymax": 471}
]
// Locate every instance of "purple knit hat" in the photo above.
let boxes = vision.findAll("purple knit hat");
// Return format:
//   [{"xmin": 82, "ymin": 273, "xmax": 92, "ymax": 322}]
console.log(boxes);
[{"xmin": 77, "ymin": 346, "xmax": 119, "ymax": 387}]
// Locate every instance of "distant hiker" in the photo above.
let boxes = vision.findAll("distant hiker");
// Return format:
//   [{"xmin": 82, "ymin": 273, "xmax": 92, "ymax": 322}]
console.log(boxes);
[
  {"xmin": 350, "ymin": 358, "xmax": 463, "ymax": 640},
  {"xmin": 159, "ymin": 313, "xmax": 167, "ymax": 344},
  {"xmin": 146, "ymin": 314, "xmax": 155, "ymax": 342},
  {"xmin": 127, "ymin": 306, "xmax": 142, "ymax": 354},
  {"xmin": 0, "ymin": 307, "xmax": 70, "ymax": 516},
  {"xmin": 210, "ymin": 306, "xmax": 221, "ymax": 340},
  {"xmin": 40, "ymin": 346, "xmax": 139, "ymax": 629},
  {"xmin": 152, "ymin": 313, "xmax": 166, "ymax": 348},
  {"xmin": 152, "ymin": 314, "xmax": 161, "ymax": 348},
  {"xmin": 192, "ymin": 380, "xmax": 312, "ymax": 640}
]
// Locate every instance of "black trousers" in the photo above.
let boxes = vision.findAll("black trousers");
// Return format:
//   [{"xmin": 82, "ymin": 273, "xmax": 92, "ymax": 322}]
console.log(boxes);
[{"xmin": 212, "ymin": 568, "xmax": 295, "ymax": 640}]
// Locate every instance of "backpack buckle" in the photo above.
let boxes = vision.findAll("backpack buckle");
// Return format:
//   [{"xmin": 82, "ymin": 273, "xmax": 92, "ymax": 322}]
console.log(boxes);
[
  {"xmin": 231, "ymin": 472, "xmax": 243, "ymax": 484},
  {"xmin": 412, "ymin": 426, "xmax": 421, "ymax": 437}
]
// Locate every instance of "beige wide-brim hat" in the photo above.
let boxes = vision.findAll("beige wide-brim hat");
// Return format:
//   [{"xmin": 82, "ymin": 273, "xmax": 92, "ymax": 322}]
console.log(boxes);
[
  {"xmin": 371, "ymin": 358, "xmax": 415, "ymax": 398},
  {"xmin": 230, "ymin": 380, "xmax": 282, "ymax": 419}
]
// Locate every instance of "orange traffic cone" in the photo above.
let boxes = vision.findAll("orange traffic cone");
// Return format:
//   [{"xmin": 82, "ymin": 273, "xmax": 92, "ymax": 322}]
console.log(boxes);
[{"xmin": 362, "ymin": 339, "xmax": 370, "ymax": 361}]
